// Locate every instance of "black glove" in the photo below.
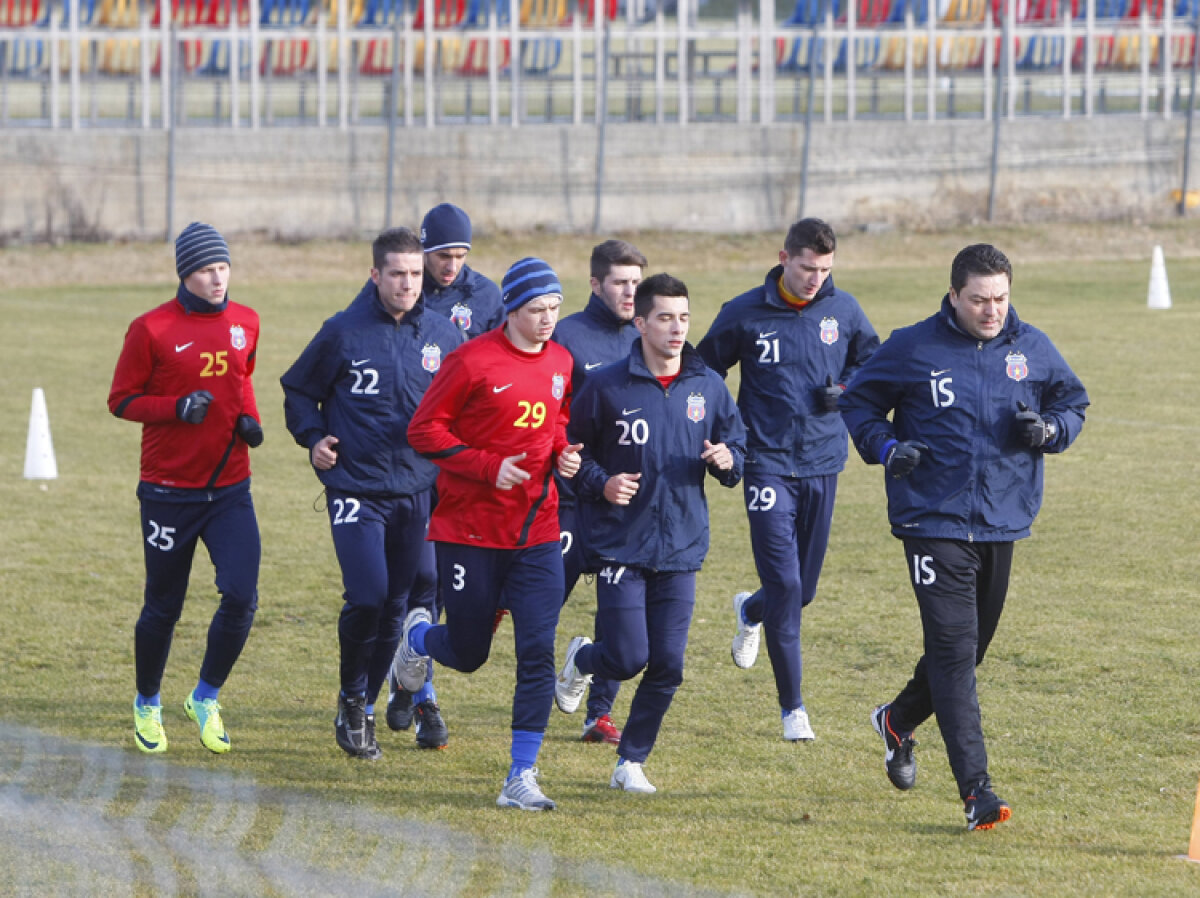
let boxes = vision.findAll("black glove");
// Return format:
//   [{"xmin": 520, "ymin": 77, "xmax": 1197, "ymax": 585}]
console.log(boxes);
[
  {"xmin": 884, "ymin": 440, "xmax": 930, "ymax": 479},
  {"xmin": 236, "ymin": 414, "xmax": 264, "ymax": 448},
  {"xmin": 1015, "ymin": 401, "xmax": 1056, "ymax": 448},
  {"xmin": 814, "ymin": 375, "xmax": 843, "ymax": 414},
  {"xmin": 176, "ymin": 390, "xmax": 214, "ymax": 424}
]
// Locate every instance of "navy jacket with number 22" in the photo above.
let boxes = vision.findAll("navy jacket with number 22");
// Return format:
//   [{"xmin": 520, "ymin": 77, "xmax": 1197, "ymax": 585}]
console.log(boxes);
[{"xmin": 568, "ymin": 339, "xmax": 746, "ymax": 573}]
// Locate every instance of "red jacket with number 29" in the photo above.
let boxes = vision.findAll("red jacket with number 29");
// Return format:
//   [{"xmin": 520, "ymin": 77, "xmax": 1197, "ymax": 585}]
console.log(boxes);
[{"xmin": 407, "ymin": 326, "xmax": 573, "ymax": 550}]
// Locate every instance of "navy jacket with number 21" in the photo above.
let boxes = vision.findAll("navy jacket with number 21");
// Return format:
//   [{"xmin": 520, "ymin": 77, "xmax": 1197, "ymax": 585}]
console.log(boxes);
[{"xmin": 568, "ymin": 339, "xmax": 746, "ymax": 573}]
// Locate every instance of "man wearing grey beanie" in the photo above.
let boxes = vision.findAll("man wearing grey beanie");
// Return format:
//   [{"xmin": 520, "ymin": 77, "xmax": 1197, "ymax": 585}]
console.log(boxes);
[{"xmin": 109, "ymin": 221, "xmax": 264, "ymax": 758}]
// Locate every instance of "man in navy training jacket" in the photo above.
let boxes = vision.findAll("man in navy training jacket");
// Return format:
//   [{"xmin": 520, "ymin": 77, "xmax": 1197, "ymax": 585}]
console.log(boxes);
[
  {"xmin": 555, "ymin": 273, "xmax": 746, "ymax": 794},
  {"xmin": 551, "ymin": 238, "xmax": 647, "ymax": 747},
  {"xmin": 839, "ymin": 242, "xmax": 1088, "ymax": 831},
  {"xmin": 419, "ymin": 202, "xmax": 505, "ymax": 340},
  {"xmin": 697, "ymin": 218, "xmax": 878, "ymax": 743},
  {"xmin": 281, "ymin": 227, "xmax": 463, "ymax": 759}
]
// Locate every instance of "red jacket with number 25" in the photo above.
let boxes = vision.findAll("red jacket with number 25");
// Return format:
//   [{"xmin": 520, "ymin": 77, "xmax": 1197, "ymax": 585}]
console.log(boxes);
[
  {"xmin": 407, "ymin": 326, "xmax": 573, "ymax": 550},
  {"xmin": 108, "ymin": 297, "xmax": 261, "ymax": 490}
]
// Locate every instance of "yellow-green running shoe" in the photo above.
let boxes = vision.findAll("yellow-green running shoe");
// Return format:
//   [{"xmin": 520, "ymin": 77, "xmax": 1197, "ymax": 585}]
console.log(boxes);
[
  {"xmin": 133, "ymin": 700, "xmax": 168, "ymax": 754},
  {"xmin": 184, "ymin": 693, "xmax": 231, "ymax": 753}
]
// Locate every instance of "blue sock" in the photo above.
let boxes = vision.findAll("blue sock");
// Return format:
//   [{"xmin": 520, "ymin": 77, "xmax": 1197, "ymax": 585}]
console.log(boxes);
[
  {"xmin": 409, "ymin": 620, "xmax": 432, "ymax": 655},
  {"xmin": 365, "ymin": 703, "xmax": 375, "ymax": 715},
  {"xmin": 781, "ymin": 704, "xmax": 806, "ymax": 719},
  {"xmin": 414, "ymin": 680, "xmax": 436, "ymax": 706},
  {"xmin": 508, "ymin": 729, "xmax": 543, "ymax": 780},
  {"xmin": 193, "ymin": 679, "xmax": 219, "ymax": 703},
  {"xmin": 136, "ymin": 692, "xmax": 161, "ymax": 708}
]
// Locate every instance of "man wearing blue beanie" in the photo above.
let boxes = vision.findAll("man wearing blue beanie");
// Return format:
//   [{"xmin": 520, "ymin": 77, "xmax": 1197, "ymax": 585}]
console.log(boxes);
[
  {"xmin": 420, "ymin": 203, "xmax": 505, "ymax": 340},
  {"xmin": 109, "ymin": 221, "xmax": 264, "ymax": 757},
  {"xmin": 396, "ymin": 256, "xmax": 582, "ymax": 811}
]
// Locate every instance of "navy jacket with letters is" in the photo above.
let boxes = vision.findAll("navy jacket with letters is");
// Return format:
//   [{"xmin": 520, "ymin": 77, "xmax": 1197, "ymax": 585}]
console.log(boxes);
[
  {"xmin": 568, "ymin": 340, "xmax": 746, "ymax": 573},
  {"xmin": 839, "ymin": 295, "xmax": 1089, "ymax": 542},
  {"xmin": 697, "ymin": 267, "xmax": 878, "ymax": 478},
  {"xmin": 422, "ymin": 264, "xmax": 505, "ymax": 340},
  {"xmin": 553, "ymin": 293, "xmax": 640, "ymax": 390},
  {"xmin": 281, "ymin": 280, "xmax": 464, "ymax": 497}
]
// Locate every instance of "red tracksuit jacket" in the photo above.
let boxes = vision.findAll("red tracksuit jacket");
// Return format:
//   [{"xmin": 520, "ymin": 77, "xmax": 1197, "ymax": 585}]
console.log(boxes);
[
  {"xmin": 407, "ymin": 326, "xmax": 572, "ymax": 549},
  {"xmin": 108, "ymin": 297, "xmax": 261, "ymax": 490}
]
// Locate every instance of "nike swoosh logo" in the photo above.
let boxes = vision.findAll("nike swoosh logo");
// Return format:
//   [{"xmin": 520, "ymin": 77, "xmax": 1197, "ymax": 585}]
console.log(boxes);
[
  {"xmin": 175, "ymin": 342, "xmax": 194, "ymax": 352},
  {"xmin": 930, "ymin": 368, "xmax": 950, "ymax": 377},
  {"xmin": 758, "ymin": 331, "xmax": 777, "ymax": 339},
  {"xmin": 584, "ymin": 362, "xmax": 603, "ymax": 370},
  {"xmin": 493, "ymin": 384, "xmax": 513, "ymax": 393},
  {"xmin": 351, "ymin": 358, "xmax": 370, "ymax": 366},
  {"xmin": 622, "ymin": 407, "xmax": 642, "ymax": 416}
]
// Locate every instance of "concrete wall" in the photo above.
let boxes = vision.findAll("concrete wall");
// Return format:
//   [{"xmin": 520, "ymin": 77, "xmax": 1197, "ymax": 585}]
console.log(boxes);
[{"xmin": 0, "ymin": 117, "xmax": 1190, "ymax": 242}]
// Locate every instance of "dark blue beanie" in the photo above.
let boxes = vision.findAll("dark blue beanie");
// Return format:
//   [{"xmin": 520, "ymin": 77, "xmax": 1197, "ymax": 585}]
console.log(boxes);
[
  {"xmin": 501, "ymin": 257, "xmax": 562, "ymax": 313},
  {"xmin": 421, "ymin": 203, "xmax": 472, "ymax": 253},
  {"xmin": 175, "ymin": 222, "xmax": 231, "ymax": 280}
]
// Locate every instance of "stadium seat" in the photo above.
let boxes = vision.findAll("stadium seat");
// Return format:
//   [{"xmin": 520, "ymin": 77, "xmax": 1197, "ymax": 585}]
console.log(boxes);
[{"xmin": 1, "ymin": 0, "xmax": 48, "ymax": 77}]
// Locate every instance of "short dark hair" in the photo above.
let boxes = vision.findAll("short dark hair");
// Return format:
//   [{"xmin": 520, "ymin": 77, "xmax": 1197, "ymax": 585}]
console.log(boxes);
[
  {"xmin": 783, "ymin": 218, "xmax": 837, "ymax": 257},
  {"xmin": 634, "ymin": 272, "xmax": 689, "ymax": 320},
  {"xmin": 590, "ymin": 239, "xmax": 648, "ymax": 281},
  {"xmin": 950, "ymin": 244, "xmax": 1013, "ymax": 293},
  {"xmin": 372, "ymin": 227, "xmax": 423, "ymax": 270}
]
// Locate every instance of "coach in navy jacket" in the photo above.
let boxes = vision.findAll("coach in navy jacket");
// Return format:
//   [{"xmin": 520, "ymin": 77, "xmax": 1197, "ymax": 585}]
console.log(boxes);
[{"xmin": 839, "ymin": 243, "xmax": 1088, "ymax": 831}]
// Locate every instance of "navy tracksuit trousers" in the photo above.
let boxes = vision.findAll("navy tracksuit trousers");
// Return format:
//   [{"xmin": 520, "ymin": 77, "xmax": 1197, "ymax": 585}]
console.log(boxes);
[
  {"xmin": 559, "ymin": 502, "xmax": 621, "ymax": 722},
  {"xmin": 740, "ymin": 472, "xmax": 837, "ymax": 713},
  {"xmin": 327, "ymin": 488, "xmax": 436, "ymax": 702},
  {"xmin": 889, "ymin": 538, "xmax": 1013, "ymax": 800},
  {"xmin": 135, "ymin": 485, "xmax": 260, "ymax": 697},
  {"xmin": 572, "ymin": 567, "xmax": 696, "ymax": 764},
  {"xmin": 425, "ymin": 540, "xmax": 564, "ymax": 734}
]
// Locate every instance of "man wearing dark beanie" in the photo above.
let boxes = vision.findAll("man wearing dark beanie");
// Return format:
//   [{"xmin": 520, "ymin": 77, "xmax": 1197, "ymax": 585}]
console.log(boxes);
[
  {"xmin": 109, "ymin": 221, "xmax": 264, "ymax": 757},
  {"xmin": 396, "ymin": 257, "xmax": 582, "ymax": 811},
  {"xmin": 420, "ymin": 203, "xmax": 505, "ymax": 340}
]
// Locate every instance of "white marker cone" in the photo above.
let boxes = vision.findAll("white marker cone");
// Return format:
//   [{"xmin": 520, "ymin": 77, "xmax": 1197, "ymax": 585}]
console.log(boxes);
[
  {"xmin": 1148, "ymin": 245, "xmax": 1172, "ymax": 310},
  {"xmin": 23, "ymin": 388, "xmax": 58, "ymax": 480}
]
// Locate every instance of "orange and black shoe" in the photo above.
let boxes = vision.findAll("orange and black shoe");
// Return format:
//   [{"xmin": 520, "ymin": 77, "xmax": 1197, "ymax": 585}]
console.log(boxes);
[{"xmin": 964, "ymin": 779, "xmax": 1012, "ymax": 831}]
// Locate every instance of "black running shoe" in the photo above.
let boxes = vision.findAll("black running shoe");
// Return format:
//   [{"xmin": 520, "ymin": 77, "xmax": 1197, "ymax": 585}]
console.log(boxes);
[
  {"xmin": 414, "ymin": 700, "xmax": 449, "ymax": 750},
  {"xmin": 386, "ymin": 673, "xmax": 415, "ymax": 731},
  {"xmin": 363, "ymin": 712, "xmax": 383, "ymax": 761},
  {"xmin": 964, "ymin": 779, "xmax": 1011, "ymax": 831},
  {"xmin": 871, "ymin": 704, "xmax": 917, "ymax": 791},
  {"xmin": 335, "ymin": 694, "xmax": 373, "ymax": 759}
]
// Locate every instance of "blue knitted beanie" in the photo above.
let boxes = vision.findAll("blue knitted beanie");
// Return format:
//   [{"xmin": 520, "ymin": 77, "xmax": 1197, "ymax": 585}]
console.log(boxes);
[
  {"xmin": 421, "ymin": 204, "xmax": 472, "ymax": 253},
  {"xmin": 501, "ymin": 257, "xmax": 562, "ymax": 313},
  {"xmin": 175, "ymin": 222, "xmax": 231, "ymax": 280}
]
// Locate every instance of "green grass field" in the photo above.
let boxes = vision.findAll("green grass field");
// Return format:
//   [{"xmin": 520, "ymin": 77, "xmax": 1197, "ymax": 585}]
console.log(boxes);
[{"xmin": 2, "ymin": 224, "xmax": 1199, "ymax": 895}]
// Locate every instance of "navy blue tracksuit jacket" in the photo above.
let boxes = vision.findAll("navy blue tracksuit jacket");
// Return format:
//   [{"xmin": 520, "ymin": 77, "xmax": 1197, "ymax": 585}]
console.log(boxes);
[{"xmin": 568, "ymin": 340, "xmax": 746, "ymax": 572}]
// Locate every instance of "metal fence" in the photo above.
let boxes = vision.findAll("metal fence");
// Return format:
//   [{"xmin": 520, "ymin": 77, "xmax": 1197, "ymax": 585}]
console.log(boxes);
[{"xmin": 1, "ymin": 0, "xmax": 1198, "ymax": 128}]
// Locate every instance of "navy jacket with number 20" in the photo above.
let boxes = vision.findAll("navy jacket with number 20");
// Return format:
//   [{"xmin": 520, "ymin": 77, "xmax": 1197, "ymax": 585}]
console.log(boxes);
[{"xmin": 568, "ymin": 339, "xmax": 746, "ymax": 573}]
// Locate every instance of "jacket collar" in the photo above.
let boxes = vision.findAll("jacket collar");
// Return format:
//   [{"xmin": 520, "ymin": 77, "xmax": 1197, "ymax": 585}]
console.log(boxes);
[
  {"xmin": 355, "ymin": 278, "xmax": 426, "ymax": 328},
  {"xmin": 627, "ymin": 338, "xmax": 707, "ymax": 381},
  {"xmin": 763, "ymin": 264, "xmax": 836, "ymax": 309},
  {"xmin": 584, "ymin": 293, "xmax": 637, "ymax": 330},
  {"xmin": 176, "ymin": 282, "xmax": 227, "ymax": 315}
]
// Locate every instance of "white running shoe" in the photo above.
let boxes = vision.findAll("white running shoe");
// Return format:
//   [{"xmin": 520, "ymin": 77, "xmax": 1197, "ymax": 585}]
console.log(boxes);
[
  {"xmin": 496, "ymin": 767, "xmax": 556, "ymax": 811},
  {"xmin": 392, "ymin": 608, "xmax": 432, "ymax": 692},
  {"xmin": 610, "ymin": 760, "xmax": 657, "ymax": 794},
  {"xmin": 782, "ymin": 707, "xmax": 815, "ymax": 742},
  {"xmin": 555, "ymin": 635, "xmax": 593, "ymax": 714},
  {"xmin": 731, "ymin": 591, "xmax": 762, "ymax": 669}
]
